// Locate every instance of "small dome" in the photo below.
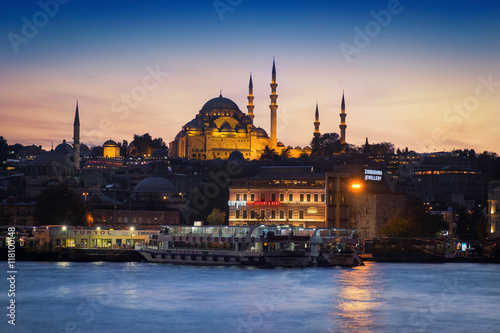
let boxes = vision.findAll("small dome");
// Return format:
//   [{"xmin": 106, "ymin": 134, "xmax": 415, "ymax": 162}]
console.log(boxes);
[
  {"xmin": 133, "ymin": 176, "xmax": 176, "ymax": 194},
  {"xmin": 255, "ymin": 127, "xmax": 268, "ymax": 137},
  {"xmin": 303, "ymin": 146, "xmax": 312, "ymax": 152},
  {"xmin": 277, "ymin": 142, "xmax": 285, "ymax": 147},
  {"xmin": 201, "ymin": 95, "xmax": 240, "ymax": 111},
  {"xmin": 241, "ymin": 116, "xmax": 252, "ymax": 125},
  {"xmin": 103, "ymin": 140, "xmax": 118, "ymax": 147},
  {"xmin": 55, "ymin": 140, "xmax": 73, "ymax": 154},
  {"xmin": 294, "ymin": 146, "xmax": 302, "ymax": 150},
  {"xmin": 236, "ymin": 126, "xmax": 247, "ymax": 133}
]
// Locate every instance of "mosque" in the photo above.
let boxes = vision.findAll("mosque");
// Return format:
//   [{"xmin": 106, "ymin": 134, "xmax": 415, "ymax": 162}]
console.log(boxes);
[{"xmin": 168, "ymin": 60, "xmax": 347, "ymax": 160}]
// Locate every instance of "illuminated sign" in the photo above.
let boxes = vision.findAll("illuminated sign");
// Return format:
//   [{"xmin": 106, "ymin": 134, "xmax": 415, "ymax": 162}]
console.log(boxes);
[
  {"xmin": 247, "ymin": 201, "xmax": 282, "ymax": 206},
  {"xmin": 228, "ymin": 200, "xmax": 247, "ymax": 208},
  {"xmin": 364, "ymin": 169, "xmax": 382, "ymax": 181}
]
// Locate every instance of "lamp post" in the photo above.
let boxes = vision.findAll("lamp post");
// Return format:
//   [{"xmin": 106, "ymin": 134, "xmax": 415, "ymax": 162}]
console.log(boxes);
[
  {"xmin": 62, "ymin": 226, "xmax": 68, "ymax": 248},
  {"xmin": 163, "ymin": 196, "xmax": 169, "ymax": 224},
  {"xmin": 130, "ymin": 226, "xmax": 135, "ymax": 248}
]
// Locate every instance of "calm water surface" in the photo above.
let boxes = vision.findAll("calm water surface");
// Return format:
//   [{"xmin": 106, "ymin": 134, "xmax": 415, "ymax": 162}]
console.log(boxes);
[{"xmin": 1, "ymin": 261, "xmax": 499, "ymax": 333}]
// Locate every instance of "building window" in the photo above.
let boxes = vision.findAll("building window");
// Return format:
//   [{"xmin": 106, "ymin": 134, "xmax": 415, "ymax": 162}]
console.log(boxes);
[
  {"xmin": 280, "ymin": 193, "xmax": 284, "ymax": 202},
  {"xmin": 321, "ymin": 194, "xmax": 325, "ymax": 202},
  {"xmin": 236, "ymin": 193, "xmax": 240, "ymax": 201},
  {"xmin": 243, "ymin": 193, "xmax": 247, "ymax": 201},
  {"xmin": 250, "ymin": 210, "xmax": 255, "ymax": 219},
  {"xmin": 236, "ymin": 210, "xmax": 240, "ymax": 219},
  {"xmin": 280, "ymin": 210, "xmax": 284, "ymax": 219},
  {"xmin": 272, "ymin": 193, "xmax": 276, "ymax": 202},
  {"xmin": 300, "ymin": 194, "xmax": 304, "ymax": 202},
  {"xmin": 261, "ymin": 193, "xmax": 266, "ymax": 201},
  {"xmin": 314, "ymin": 194, "xmax": 319, "ymax": 202},
  {"xmin": 243, "ymin": 210, "xmax": 248, "ymax": 219},
  {"xmin": 260, "ymin": 210, "xmax": 265, "ymax": 218},
  {"xmin": 288, "ymin": 210, "xmax": 293, "ymax": 219},
  {"xmin": 289, "ymin": 193, "xmax": 293, "ymax": 202},
  {"xmin": 250, "ymin": 193, "xmax": 255, "ymax": 202},
  {"xmin": 307, "ymin": 194, "xmax": 311, "ymax": 202},
  {"xmin": 271, "ymin": 210, "xmax": 276, "ymax": 219},
  {"xmin": 299, "ymin": 210, "xmax": 304, "ymax": 219}
]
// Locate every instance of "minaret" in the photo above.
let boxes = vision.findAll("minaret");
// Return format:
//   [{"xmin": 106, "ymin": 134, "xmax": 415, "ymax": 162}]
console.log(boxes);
[
  {"xmin": 73, "ymin": 101, "xmax": 81, "ymax": 174},
  {"xmin": 314, "ymin": 102, "xmax": 320, "ymax": 139},
  {"xmin": 339, "ymin": 92, "xmax": 347, "ymax": 144},
  {"xmin": 247, "ymin": 72, "xmax": 255, "ymax": 125},
  {"xmin": 269, "ymin": 58, "xmax": 278, "ymax": 148}
]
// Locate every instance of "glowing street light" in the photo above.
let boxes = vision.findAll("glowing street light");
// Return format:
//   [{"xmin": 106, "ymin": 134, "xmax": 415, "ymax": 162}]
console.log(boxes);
[{"xmin": 351, "ymin": 183, "xmax": 362, "ymax": 189}]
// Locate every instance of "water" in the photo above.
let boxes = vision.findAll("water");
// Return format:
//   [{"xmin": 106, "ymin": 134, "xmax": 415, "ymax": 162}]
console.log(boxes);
[{"xmin": 1, "ymin": 261, "xmax": 499, "ymax": 333}]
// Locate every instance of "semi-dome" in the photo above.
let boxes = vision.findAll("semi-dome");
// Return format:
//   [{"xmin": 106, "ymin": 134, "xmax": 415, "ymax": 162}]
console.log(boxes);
[
  {"xmin": 220, "ymin": 122, "xmax": 235, "ymax": 132},
  {"xmin": 255, "ymin": 127, "xmax": 268, "ymax": 137},
  {"xmin": 133, "ymin": 176, "xmax": 176, "ymax": 194},
  {"xmin": 202, "ymin": 94, "xmax": 240, "ymax": 111}
]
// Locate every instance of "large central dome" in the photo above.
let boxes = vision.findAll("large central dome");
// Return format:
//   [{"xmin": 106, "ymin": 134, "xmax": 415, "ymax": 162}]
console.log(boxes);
[{"xmin": 201, "ymin": 94, "xmax": 240, "ymax": 111}]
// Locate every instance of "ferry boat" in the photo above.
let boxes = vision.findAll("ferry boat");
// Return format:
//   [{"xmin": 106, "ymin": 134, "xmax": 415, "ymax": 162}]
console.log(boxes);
[
  {"xmin": 135, "ymin": 225, "xmax": 363, "ymax": 268},
  {"xmin": 309, "ymin": 228, "xmax": 364, "ymax": 267},
  {"xmin": 135, "ymin": 225, "xmax": 311, "ymax": 268}
]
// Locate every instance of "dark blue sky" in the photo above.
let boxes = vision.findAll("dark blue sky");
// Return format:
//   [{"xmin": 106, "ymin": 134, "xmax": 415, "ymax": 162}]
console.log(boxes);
[{"xmin": 1, "ymin": 0, "xmax": 499, "ymax": 152}]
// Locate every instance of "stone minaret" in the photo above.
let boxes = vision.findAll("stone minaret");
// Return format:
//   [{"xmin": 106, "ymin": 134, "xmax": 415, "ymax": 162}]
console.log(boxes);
[
  {"xmin": 247, "ymin": 72, "xmax": 254, "ymax": 125},
  {"xmin": 269, "ymin": 58, "xmax": 278, "ymax": 148},
  {"xmin": 314, "ymin": 102, "xmax": 320, "ymax": 139},
  {"xmin": 339, "ymin": 92, "xmax": 347, "ymax": 145},
  {"xmin": 73, "ymin": 101, "xmax": 81, "ymax": 174}
]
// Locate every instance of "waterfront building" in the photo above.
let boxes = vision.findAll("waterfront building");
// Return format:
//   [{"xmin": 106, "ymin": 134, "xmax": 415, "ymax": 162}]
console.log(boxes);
[
  {"xmin": 228, "ymin": 166, "xmax": 326, "ymax": 228},
  {"xmin": 0, "ymin": 199, "xmax": 37, "ymax": 226},
  {"xmin": 32, "ymin": 226, "xmax": 157, "ymax": 252},
  {"xmin": 488, "ymin": 180, "xmax": 500, "ymax": 247},
  {"xmin": 228, "ymin": 165, "xmax": 404, "ymax": 238}
]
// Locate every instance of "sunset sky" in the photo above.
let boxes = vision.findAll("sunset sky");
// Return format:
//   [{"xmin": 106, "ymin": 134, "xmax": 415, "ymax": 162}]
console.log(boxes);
[{"xmin": 1, "ymin": 0, "xmax": 499, "ymax": 154}]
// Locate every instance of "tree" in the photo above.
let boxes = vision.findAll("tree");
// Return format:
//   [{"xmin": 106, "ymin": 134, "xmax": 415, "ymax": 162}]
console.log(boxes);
[
  {"xmin": 368, "ymin": 142, "xmax": 395, "ymax": 156},
  {"xmin": 260, "ymin": 146, "xmax": 279, "ymax": 160},
  {"xmin": 455, "ymin": 207, "xmax": 488, "ymax": 246},
  {"xmin": 0, "ymin": 136, "xmax": 8, "ymax": 168},
  {"xmin": 380, "ymin": 201, "xmax": 448, "ymax": 237},
  {"xmin": 207, "ymin": 208, "xmax": 226, "ymax": 225},
  {"xmin": 35, "ymin": 185, "xmax": 85, "ymax": 226},
  {"xmin": 133, "ymin": 133, "xmax": 167, "ymax": 157},
  {"xmin": 310, "ymin": 132, "xmax": 343, "ymax": 156},
  {"xmin": 380, "ymin": 211, "xmax": 416, "ymax": 237}
]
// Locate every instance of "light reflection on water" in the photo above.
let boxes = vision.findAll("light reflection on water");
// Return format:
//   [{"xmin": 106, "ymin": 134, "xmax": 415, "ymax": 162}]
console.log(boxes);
[
  {"xmin": 333, "ymin": 262, "xmax": 384, "ymax": 333},
  {"xmin": 1, "ymin": 262, "xmax": 499, "ymax": 333}
]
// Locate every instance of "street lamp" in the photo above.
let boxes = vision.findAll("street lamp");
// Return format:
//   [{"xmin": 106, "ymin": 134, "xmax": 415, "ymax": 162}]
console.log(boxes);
[
  {"xmin": 62, "ymin": 226, "xmax": 68, "ymax": 248},
  {"xmin": 130, "ymin": 226, "xmax": 135, "ymax": 248}
]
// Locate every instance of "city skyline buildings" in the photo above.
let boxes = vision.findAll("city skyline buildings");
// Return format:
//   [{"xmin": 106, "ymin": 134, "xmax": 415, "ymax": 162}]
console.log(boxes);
[{"xmin": 0, "ymin": 0, "xmax": 499, "ymax": 154}]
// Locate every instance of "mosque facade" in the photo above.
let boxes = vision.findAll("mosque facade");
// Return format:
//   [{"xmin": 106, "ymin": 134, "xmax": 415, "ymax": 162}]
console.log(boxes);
[{"xmin": 169, "ymin": 60, "xmax": 322, "ymax": 160}]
